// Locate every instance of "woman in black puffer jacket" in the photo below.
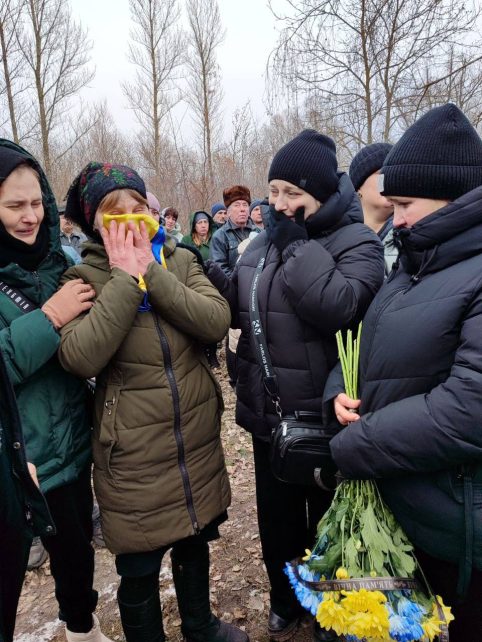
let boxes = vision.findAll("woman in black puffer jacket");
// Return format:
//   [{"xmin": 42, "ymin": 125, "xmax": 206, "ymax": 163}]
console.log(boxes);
[
  {"xmin": 331, "ymin": 104, "xmax": 482, "ymax": 642},
  {"xmin": 207, "ymin": 130, "xmax": 384, "ymax": 641}
]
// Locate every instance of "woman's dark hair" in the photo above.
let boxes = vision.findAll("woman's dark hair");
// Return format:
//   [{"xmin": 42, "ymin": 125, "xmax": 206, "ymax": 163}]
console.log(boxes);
[{"xmin": 164, "ymin": 207, "xmax": 178, "ymax": 220}]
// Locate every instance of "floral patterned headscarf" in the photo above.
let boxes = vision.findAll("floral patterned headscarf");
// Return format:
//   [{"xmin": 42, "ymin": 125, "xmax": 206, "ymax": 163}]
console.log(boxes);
[{"xmin": 65, "ymin": 161, "xmax": 147, "ymax": 238}]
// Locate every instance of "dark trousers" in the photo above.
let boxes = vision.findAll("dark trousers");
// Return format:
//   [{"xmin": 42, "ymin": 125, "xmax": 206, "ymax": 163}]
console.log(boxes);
[
  {"xmin": 117, "ymin": 535, "xmax": 209, "ymax": 602},
  {"xmin": 252, "ymin": 437, "xmax": 333, "ymax": 620},
  {"xmin": 0, "ymin": 526, "xmax": 31, "ymax": 642},
  {"xmin": 415, "ymin": 548, "xmax": 482, "ymax": 642},
  {"xmin": 41, "ymin": 466, "xmax": 98, "ymax": 633}
]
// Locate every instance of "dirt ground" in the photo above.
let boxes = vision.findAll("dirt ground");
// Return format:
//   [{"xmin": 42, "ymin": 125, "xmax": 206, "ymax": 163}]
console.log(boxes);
[{"xmin": 13, "ymin": 353, "xmax": 313, "ymax": 642}]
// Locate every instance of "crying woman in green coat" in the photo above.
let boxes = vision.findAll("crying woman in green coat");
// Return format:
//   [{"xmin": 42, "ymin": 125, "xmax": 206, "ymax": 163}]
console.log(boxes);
[{"xmin": 0, "ymin": 140, "xmax": 112, "ymax": 642}]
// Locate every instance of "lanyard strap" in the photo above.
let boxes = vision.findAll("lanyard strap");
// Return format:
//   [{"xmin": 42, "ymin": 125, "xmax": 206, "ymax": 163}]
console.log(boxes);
[
  {"xmin": 248, "ymin": 250, "xmax": 282, "ymax": 416},
  {"xmin": 0, "ymin": 281, "xmax": 38, "ymax": 314}
]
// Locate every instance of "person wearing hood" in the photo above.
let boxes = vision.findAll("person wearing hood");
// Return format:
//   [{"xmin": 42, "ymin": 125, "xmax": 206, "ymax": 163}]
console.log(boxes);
[
  {"xmin": 0, "ymin": 140, "xmax": 112, "ymax": 642},
  {"xmin": 181, "ymin": 210, "xmax": 219, "ymax": 368},
  {"xmin": 56, "ymin": 162, "xmax": 247, "ymax": 642},
  {"xmin": 206, "ymin": 129, "xmax": 384, "ymax": 642},
  {"xmin": 349, "ymin": 143, "xmax": 397, "ymax": 275},
  {"xmin": 332, "ymin": 104, "xmax": 482, "ymax": 641},
  {"xmin": 181, "ymin": 210, "xmax": 215, "ymax": 260}
]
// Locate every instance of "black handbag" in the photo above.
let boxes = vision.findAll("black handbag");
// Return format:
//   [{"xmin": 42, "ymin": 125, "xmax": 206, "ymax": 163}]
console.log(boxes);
[{"xmin": 248, "ymin": 252, "xmax": 338, "ymax": 488}]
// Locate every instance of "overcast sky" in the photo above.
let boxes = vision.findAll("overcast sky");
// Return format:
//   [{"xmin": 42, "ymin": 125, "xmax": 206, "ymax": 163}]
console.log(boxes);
[{"xmin": 70, "ymin": 0, "xmax": 281, "ymax": 142}]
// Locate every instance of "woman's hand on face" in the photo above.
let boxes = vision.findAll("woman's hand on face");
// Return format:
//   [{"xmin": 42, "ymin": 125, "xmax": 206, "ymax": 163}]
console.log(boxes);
[
  {"xmin": 101, "ymin": 221, "xmax": 139, "ymax": 278},
  {"xmin": 130, "ymin": 221, "xmax": 153, "ymax": 276},
  {"xmin": 41, "ymin": 279, "xmax": 95, "ymax": 329},
  {"xmin": 334, "ymin": 393, "xmax": 361, "ymax": 426}
]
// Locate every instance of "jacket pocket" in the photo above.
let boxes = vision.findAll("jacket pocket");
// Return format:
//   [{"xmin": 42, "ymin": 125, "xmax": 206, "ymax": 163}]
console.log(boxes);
[{"xmin": 198, "ymin": 354, "xmax": 224, "ymax": 415}]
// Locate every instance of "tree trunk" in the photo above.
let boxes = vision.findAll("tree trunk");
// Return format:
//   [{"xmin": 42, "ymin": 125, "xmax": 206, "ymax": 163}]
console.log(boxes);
[
  {"xmin": 0, "ymin": 17, "xmax": 18, "ymax": 143},
  {"xmin": 28, "ymin": 0, "xmax": 50, "ymax": 175}
]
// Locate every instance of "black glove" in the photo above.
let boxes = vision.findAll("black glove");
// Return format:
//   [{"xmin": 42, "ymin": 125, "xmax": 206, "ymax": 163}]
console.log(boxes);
[{"xmin": 266, "ymin": 205, "xmax": 308, "ymax": 253}]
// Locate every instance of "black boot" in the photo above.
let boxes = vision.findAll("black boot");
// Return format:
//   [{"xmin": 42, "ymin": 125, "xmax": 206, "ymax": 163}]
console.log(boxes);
[
  {"xmin": 312, "ymin": 621, "xmax": 341, "ymax": 642},
  {"xmin": 267, "ymin": 609, "xmax": 299, "ymax": 641},
  {"xmin": 171, "ymin": 540, "xmax": 249, "ymax": 642},
  {"xmin": 118, "ymin": 590, "xmax": 165, "ymax": 642}
]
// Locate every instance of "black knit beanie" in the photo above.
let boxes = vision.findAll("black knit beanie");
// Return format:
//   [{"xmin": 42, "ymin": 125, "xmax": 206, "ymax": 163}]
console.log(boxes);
[
  {"xmin": 380, "ymin": 103, "xmax": 482, "ymax": 200},
  {"xmin": 268, "ymin": 129, "xmax": 338, "ymax": 203},
  {"xmin": 349, "ymin": 143, "xmax": 393, "ymax": 191}
]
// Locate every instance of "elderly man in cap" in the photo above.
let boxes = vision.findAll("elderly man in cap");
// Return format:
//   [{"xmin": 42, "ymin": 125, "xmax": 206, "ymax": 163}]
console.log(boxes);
[
  {"xmin": 211, "ymin": 203, "xmax": 227, "ymax": 229},
  {"xmin": 209, "ymin": 185, "xmax": 255, "ymax": 276}
]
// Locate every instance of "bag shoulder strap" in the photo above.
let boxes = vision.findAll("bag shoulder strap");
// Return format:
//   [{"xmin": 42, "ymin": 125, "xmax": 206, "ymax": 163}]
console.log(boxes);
[
  {"xmin": 248, "ymin": 248, "xmax": 282, "ymax": 416},
  {"xmin": 0, "ymin": 281, "xmax": 38, "ymax": 314}
]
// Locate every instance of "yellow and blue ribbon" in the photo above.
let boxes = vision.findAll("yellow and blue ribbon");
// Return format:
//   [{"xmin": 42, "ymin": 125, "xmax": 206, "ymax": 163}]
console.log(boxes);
[{"xmin": 138, "ymin": 225, "xmax": 166, "ymax": 312}]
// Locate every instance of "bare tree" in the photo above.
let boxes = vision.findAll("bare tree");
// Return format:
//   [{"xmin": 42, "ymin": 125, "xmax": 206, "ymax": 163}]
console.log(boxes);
[
  {"xmin": 269, "ymin": 0, "xmax": 481, "ymax": 147},
  {"xmin": 123, "ymin": 0, "xmax": 184, "ymax": 183},
  {"xmin": 404, "ymin": 48, "xmax": 482, "ymax": 129},
  {"xmin": 228, "ymin": 102, "xmax": 256, "ymax": 175},
  {"xmin": 51, "ymin": 102, "xmax": 135, "ymax": 202},
  {"xmin": 185, "ymin": 0, "xmax": 224, "ymax": 207},
  {"xmin": 16, "ymin": 0, "xmax": 94, "ymax": 176},
  {"xmin": 0, "ymin": 0, "xmax": 24, "ymax": 142}
]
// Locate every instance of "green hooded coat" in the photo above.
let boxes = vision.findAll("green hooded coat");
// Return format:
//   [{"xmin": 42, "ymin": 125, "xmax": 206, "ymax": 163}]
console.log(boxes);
[
  {"xmin": 58, "ymin": 239, "xmax": 231, "ymax": 554},
  {"xmin": 0, "ymin": 139, "xmax": 91, "ymax": 494},
  {"xmin": 181, "ymin": 211, "xmax": 215, "ymax": 261}
]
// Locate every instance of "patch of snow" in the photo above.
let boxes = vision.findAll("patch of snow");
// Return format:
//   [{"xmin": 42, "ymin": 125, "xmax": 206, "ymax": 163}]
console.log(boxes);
[{"xmin": 14, "ymin": 618, "xmax": 61, "ymax": 642}]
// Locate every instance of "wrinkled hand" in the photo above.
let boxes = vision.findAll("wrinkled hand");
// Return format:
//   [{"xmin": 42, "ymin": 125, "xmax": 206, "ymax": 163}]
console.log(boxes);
[
  {"xmin": 132, "ymin": 221, "xmax": 154, "ymax": 276},
  {"xmin": 266, "ymin": 205, "xmax": 308, "ymax": 253},
  {"xmin": 101, "ymin": 221, "xmax": 139, "ymax": 278},
  {"xmin": 334, "ymin": 392, "xmax": 361, "ymax": 426},
  {"xmin": 42, "ymin": 279, "xmax": 95, "ymax": 329}
]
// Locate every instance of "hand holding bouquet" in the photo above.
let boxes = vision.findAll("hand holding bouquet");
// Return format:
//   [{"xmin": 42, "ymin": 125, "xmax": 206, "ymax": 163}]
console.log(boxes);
[{"xmin": 285, "ymin": 326, "xmax": 453, "ymax": 642}]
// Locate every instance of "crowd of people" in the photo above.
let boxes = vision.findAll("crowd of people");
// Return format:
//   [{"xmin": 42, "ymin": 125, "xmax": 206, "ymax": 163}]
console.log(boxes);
[{"xmin": 0, "ymin": 102, "xmax": 481, "ymax": 642}]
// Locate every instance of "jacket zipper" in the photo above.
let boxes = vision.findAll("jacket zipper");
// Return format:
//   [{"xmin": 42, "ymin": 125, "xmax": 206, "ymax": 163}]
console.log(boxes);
[
  {"xmin": 151, "ymin": 312, "xmax": 200, "ymax": 534},
  {"xmin": 32, "ymin": 270, "xmax": 43, "ymax": 301},
  {"xmin": 363, "ymin": 285, "xmax": 408, "ymax": 372}
]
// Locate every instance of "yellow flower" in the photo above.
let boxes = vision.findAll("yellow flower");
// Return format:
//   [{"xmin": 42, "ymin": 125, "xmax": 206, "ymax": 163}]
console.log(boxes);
[
  {"xmin": 348, "ymin": 609, "xmax": 390, "ymax": 639},
  {"xmin": 335, "ymin": 567, "xmax": 349, "ymax": 579},
  {"xmin": 421, "ymin": 616, "xmax": 441, "ymax": 641},
  {"xmin": 316, "ymin": 599, "xmax": 348, "ymax": 636},
  {"xmin": 341, "ymin": 588, "xmax": 387, "ymax": 614},
  {"xmin": 333, "ymin": 590, "xmax": 389, "ymax": 640},
  {"xmin": 302, "ymin": 549, "xmax": 312, "ymax": 561},
  {"xmin": 433, "ymin": 595, "xmax": 455, "ymax": 625}
]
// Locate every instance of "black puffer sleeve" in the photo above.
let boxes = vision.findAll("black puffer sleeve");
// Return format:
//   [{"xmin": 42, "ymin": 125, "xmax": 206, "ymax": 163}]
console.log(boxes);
[
  {"xmin": 330, "ymin": 288, "xmax": 482, "ymax": 478},
  {"xmin": 280, "ymin": 226, "xmax": 384, "ymax": 335}
]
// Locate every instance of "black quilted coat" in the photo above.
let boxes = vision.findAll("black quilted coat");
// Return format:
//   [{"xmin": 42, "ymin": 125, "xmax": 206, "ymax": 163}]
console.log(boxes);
[
  {"xmin": 208, "ymin": 173, "xmax": 384, "ymax": 440},
  {"xmin": 330, "ymin": 186, "xmax": 482, "ymax": 570}
]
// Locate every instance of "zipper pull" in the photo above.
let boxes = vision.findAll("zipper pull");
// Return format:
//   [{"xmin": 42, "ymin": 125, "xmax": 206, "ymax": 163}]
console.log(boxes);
[{"xmin": 105, "ymin": 394, "xmax": 116, "ymax": 416}]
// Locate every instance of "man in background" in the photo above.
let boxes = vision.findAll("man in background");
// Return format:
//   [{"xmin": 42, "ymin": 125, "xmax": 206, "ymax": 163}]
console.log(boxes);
[
  {"xmin": 59, "ymin": 205, "xmax": 87, "ymax": 261},
  {"xmin": 209, "ymin": 185, "xmax": 255, "ymax": 277}
]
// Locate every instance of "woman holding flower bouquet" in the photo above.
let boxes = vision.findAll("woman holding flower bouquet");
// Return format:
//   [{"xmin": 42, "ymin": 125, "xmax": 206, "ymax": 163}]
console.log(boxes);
[
  {"xmin": 331, "ymin": 104, "xmax": 482, "ymax": 641},
  {"xmin": 206, "ymin": 130, "xmax": 385, "ymax": 641}
]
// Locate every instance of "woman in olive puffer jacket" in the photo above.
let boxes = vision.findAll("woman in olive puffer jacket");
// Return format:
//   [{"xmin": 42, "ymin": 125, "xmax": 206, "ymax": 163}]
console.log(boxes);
[{"xmin": 58, "ymin": 162, "xmax": 247, "ymax": 642}]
